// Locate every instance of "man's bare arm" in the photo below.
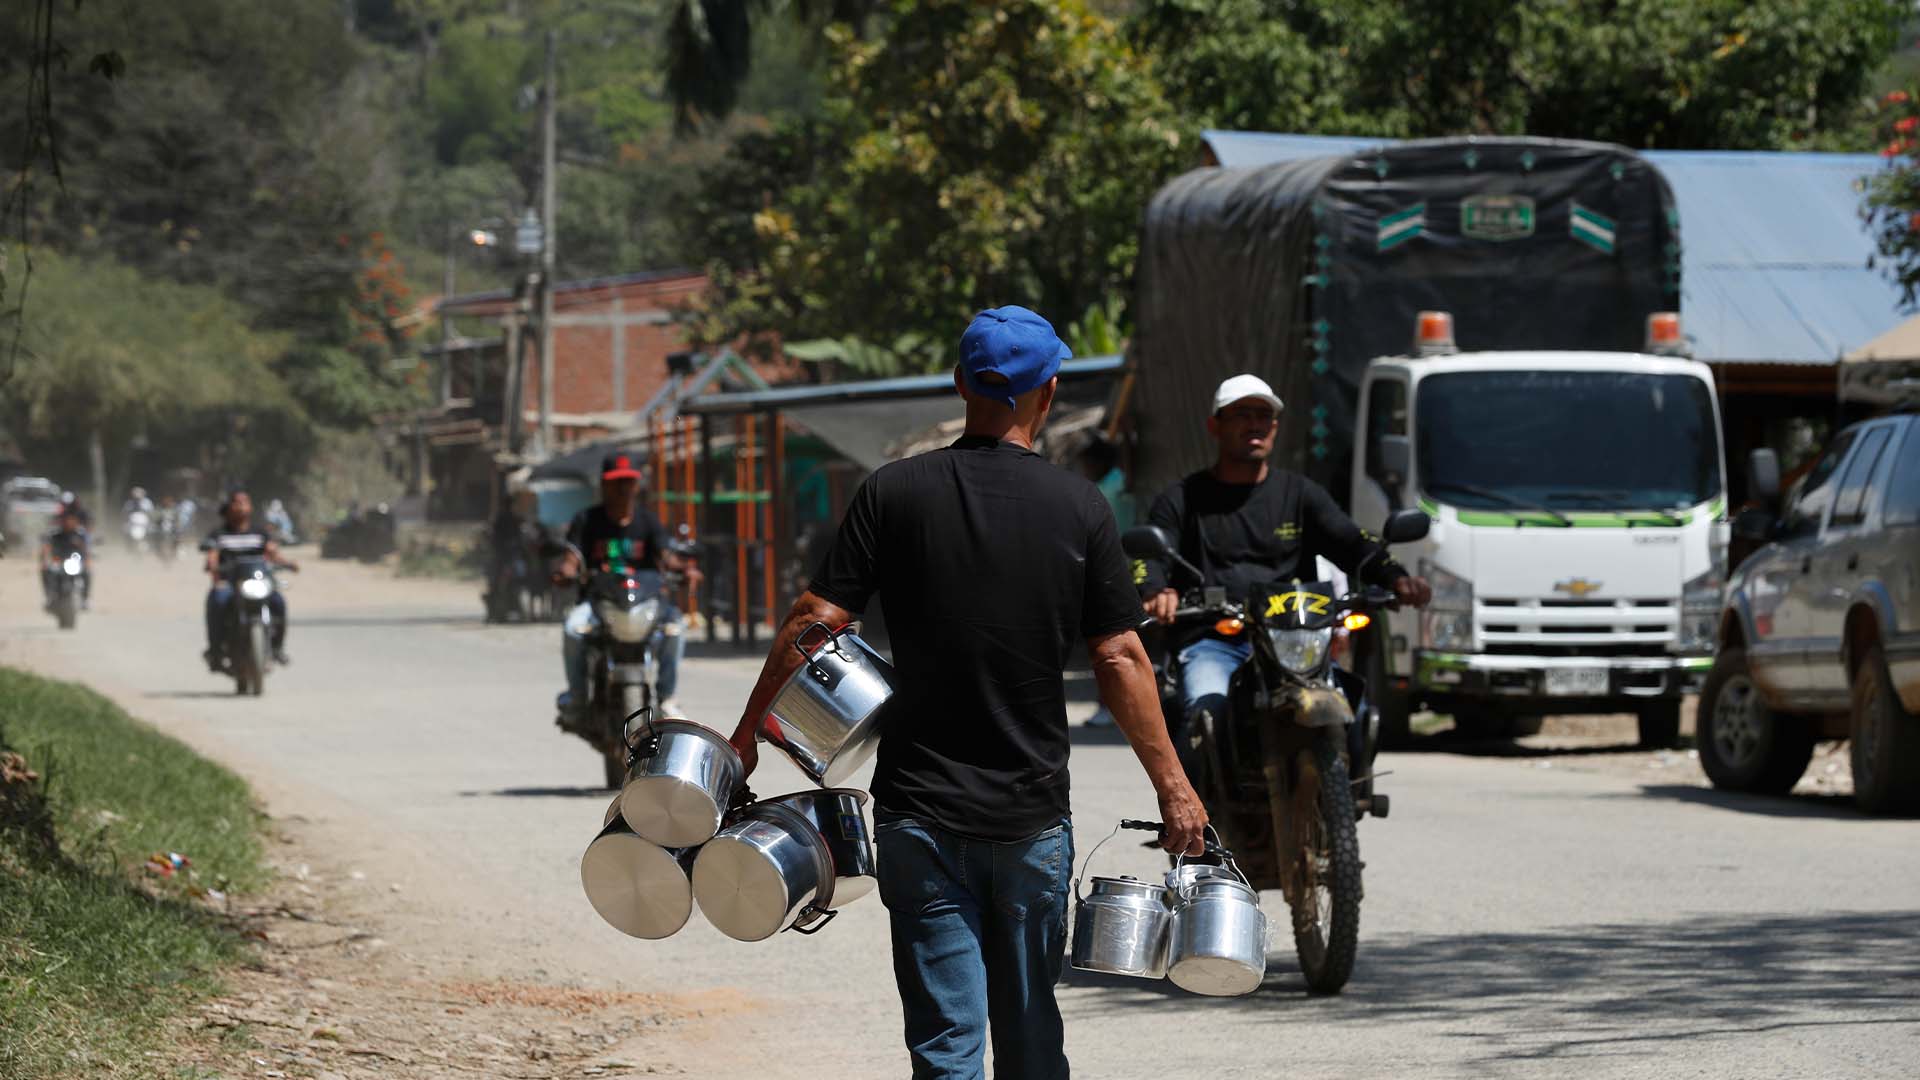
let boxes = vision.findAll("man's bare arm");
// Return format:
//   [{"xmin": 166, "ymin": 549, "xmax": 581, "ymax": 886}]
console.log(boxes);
[
  {"xmin": 728, "ymin": 590, "xmax": 855, "ymax": 778},
  {"xmin": 1087, "ymin": 628, "xmax": 1208, "ymax": 855}
]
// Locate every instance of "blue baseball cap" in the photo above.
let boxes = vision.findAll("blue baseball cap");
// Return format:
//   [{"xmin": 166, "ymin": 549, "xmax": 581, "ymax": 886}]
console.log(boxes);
[{"xmin": 959, "ymin": 306, "xmax": 1072, "ymax": 409}]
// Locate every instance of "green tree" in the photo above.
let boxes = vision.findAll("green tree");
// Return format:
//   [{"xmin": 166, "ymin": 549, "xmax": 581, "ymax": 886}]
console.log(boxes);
[
  {"xmin": 2, "ymin": 250, "xmax": 309, "ymax": 495},
  {"xmin": 1864, "ymin": 88, "xmax": 1920, "ymax": 304},
  {"xmin": 686, "ymin": 0, "xmax": 1189, "ymax": 365},
  {"xmin": 1135, "ymin": 0, "xmax": 1905, "ymax": 150}
]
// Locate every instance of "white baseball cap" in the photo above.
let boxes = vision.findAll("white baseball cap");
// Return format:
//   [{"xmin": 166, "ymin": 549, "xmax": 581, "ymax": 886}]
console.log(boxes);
[{"xmin": 1212, "ymin": 374, "xmax": 1283, "ymax": 414}]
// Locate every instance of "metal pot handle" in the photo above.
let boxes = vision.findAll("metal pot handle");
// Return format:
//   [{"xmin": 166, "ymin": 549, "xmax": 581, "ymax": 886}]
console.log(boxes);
[
  {"xmin": 1072, "ymin": 822, "xmax": 1133, "ymax": 904},
  {"xmin": 787, "ymin": 905, "xmax": 839, "ymax": 935},
  {"xmin": 792, "ymin": 621, "xmax": 837, "ymax": 669},
  {"xmin": 622, "ymin": 704, "xmax": 658, "ymax": 759}
]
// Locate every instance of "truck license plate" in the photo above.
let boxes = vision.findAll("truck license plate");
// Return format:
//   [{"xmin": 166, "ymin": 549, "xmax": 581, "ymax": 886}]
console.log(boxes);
[{"xmin": 1544, "ymin": 668, "xmax": 1608, "ymax": 696}]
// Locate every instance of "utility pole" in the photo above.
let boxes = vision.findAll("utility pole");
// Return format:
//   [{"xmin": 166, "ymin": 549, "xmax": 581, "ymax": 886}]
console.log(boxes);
[{"xmin": 537, "ymin": 28, "xmax": 558, "ymax": 456}]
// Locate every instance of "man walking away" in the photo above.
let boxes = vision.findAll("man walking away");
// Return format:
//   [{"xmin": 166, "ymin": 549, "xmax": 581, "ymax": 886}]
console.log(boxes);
[{"xmin": 729, "ymin": 305, "xmax": 1207, "ymax": 1079}]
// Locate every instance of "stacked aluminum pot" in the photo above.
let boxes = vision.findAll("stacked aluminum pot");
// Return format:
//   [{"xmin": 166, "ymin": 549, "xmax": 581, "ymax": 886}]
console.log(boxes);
[
  {"xmin": 583, "ymin": 629, "xmax": 895, "ymax": 944},
  {"xmin": 1069, "ymin": 826, "xmax": 1268, "ymax": 997}
]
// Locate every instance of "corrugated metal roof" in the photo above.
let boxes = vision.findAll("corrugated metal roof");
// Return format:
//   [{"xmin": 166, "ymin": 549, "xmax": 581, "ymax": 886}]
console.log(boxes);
[{"xmin": 1201, "ymin": 131, "xmax": 1906, "ymax": 365}]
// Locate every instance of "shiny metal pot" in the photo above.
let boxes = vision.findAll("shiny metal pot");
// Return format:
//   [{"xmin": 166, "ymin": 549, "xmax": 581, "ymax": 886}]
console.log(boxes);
[
  {"xmin": 579, "ymin": 813, "xmax": 698, "ymax": 940},
  {"xmin": 1165, "ymin": 862, "xmax": 1268, "ymax": 997},
  {"xmin": 766, "ymin": 788, "xmax": 876, "ymax": 905},
  {"xmin": 1071, "ymin": 876, "xmax": 1172, "ymax": 979},
  {"xmin": 619, "ymin": 718, "xmax": 742, "ymax": 848},
  {"xmin": 692, "ymin": 800, "xmax": 837, "ymax": 941},
  {"xmin": 761, "ymin": 623, "xmax": 894, "ymax": 786}
]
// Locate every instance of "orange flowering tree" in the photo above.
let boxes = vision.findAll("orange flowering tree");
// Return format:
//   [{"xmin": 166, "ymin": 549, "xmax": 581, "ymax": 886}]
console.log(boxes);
[{"xmin": 1866, "ymin": 89, "xmax": 1920, "ymax": 306}]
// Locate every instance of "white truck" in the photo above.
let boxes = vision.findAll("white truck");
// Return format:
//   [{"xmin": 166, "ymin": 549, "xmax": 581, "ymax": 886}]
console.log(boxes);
[{"xmin": 1349, "ymin": 313, "xmax": 1729, "ymax": 747}]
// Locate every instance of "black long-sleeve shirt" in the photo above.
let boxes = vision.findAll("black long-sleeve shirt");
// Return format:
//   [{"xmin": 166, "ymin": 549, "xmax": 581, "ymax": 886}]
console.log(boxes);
[{"xmin": 1136, "ymin": 468, "xmax": 1408, "ymax": 603}]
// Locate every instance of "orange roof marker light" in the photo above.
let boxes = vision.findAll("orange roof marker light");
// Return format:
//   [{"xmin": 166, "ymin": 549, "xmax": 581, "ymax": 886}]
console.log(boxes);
[
  {"xmin": 1645, "ymin": 311, "xmax": 1687, "ymax": 356},
  {"xmin": 1414, "ymin": 310, "xmax": 1457, "ymax": 355}
]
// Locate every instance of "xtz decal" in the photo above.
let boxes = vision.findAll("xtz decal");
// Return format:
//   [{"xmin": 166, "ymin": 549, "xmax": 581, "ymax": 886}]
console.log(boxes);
[
  {"xmin": 1266, "ymin": 590, "xmax": 1333, "ymax": 617},
  {"xmin": 1570, "ymin": 202, "xmax": 1617, "ymax": 254},
  {"xmin": 1131, "ymin": 559, "xmax": 1149, "ymax": 586},
  {"xmin": 1377, "ymin": 203, "xmax": 1427, "ymax": 252},
  {"xmin": 1273, "ymin": 523, "xmax": 1302, "ymax": 542}
]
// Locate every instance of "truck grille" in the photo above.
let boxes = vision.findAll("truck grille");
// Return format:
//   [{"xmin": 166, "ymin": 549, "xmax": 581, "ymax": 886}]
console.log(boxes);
[{"xmin": 1476, "ymin": 596, "xmax": 1676, "ymax": 655}]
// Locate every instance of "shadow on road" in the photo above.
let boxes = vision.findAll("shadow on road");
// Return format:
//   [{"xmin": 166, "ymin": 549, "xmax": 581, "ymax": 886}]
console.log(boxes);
[
  {"xmin": 1062, "ymin": 910, "xmax": 1920, "ymax": 1064},
  {"xmin": 145, "ymin": 689, "xmax": 245, "ymax": 700},
  {"xmin": 298, "ymin": 613, "xmax": 479, "ymax": 629},
  {"xmin": 459, "ymin": 785, "xmax": 613, "ymax": 799},
  {"xmin": 1631, "ymin": 783, "xmax": 1872, "ymax": 820}
]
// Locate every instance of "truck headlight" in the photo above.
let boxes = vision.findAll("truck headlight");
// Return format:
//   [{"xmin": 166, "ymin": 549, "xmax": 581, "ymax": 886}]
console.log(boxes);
[
  {"xmin": 1677, "ymin": 566, "xmax": 1722, "ymax": 653},
  {"xmin": 1420, "ymin": 561, "xmax": 1472, "ymax": 651}
]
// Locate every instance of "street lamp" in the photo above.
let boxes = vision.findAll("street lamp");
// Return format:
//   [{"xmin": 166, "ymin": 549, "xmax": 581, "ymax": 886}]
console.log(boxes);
[{"xmin": 442, "ymin": 221, "xmax": 504, "ymax": 404}]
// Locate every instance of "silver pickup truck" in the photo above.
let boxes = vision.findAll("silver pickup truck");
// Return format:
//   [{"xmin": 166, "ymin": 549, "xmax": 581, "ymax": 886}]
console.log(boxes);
[{"xmin": 1702, "ymin": 413, "xmax": 1920, "ymax": 813}]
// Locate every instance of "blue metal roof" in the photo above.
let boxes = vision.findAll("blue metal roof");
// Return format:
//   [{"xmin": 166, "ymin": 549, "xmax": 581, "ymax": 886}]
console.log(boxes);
[{"xmin": 1201, "ymin": 131, "xmax": 1905, "ymax": 365}]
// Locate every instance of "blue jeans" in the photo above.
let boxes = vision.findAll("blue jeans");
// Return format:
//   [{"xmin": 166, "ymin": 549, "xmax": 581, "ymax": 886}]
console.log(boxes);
[
  {"xmin": 205, "ymin": 585, "xmax": 287, "ymax": 653},
  {"xmin": 1173, "ymin": 636, "xmax": 1251, "ymax": 777},
  {"xmin": 561, "ymin": 600, "xmax": 683, "ymax": 705},
  {"xmin": 875, "ymin": 811, "xmax": 1074, "ymax": 1080}
]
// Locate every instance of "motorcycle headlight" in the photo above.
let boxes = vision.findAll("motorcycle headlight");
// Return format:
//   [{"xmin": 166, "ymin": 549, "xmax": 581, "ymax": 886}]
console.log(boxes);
[
  {"xmin": 1267, "ymin": 627, "xmax": 1332, "ymax": 674},
  {"xmin": 1677, "ymin": 565, "xmax": 1723, "ymax": 653},
  {"xmin": 239, "ymin": 576, "xmax": 273, "ymax": 601},
  {"xmin": 1419, "ymin": 561, "xmax": 1473, "ymax": 651},
  {"xmin": 62, "ymin": 553, "xmax": 84, "ymax": 575},
  {"xmin": 600, "ymin": 597, "xmax": 661, "ymax": 643}
]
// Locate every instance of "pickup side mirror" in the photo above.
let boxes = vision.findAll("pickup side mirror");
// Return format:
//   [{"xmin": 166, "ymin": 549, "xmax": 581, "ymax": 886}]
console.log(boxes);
[
  {"xmin": 1380, "ymin": 507, "xmax": 1431, "ymax": 545},
  {"xmin": 1121, "ymin": 524, "xmax": 1177, "ymax": 561},
  {"xmin": 1731, "ymin": 507, "xmax": 1775, "ymax": 543},
  {"xmin": 1747, "ymin": 448, "xmax": 1781, "ymax": 509}
]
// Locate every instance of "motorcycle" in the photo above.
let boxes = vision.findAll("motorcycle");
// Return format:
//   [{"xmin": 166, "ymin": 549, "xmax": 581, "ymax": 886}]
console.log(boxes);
[
  {"xmin": 1121, "ymin": 508, "xmax": 1429, "ymax": 995},
  {"xmin": 217, "ymin": 555, "xmax": 289, "ymax": 696},
  {"xmin": 49, "ymin": 552, "xmax": 86, "ymax": 631},
  {"xmin": 156, "ymin": 511, "xmax": 181, "ymax": 563},
  {"xmin": 125, "ymin": 510, "xmax": 152, "ymax": 555},
  {"xmin": 555, "ymin": 541, "xmax": 689, "ymax": 788}
]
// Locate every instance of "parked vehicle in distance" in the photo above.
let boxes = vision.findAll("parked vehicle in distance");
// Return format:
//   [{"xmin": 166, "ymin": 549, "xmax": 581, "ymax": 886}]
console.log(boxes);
[{"xmin": 1704, "ymin": 414, "xmax": 1920, "ymax": 813}]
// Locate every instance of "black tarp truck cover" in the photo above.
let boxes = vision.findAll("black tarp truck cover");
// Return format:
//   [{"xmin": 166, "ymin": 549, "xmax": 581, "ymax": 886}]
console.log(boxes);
[{"xmin": 1130, "ymin": 137, "xmax": 1679, "ymax": 504}]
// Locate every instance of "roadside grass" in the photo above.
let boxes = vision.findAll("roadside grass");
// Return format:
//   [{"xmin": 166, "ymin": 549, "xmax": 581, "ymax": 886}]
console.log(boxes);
[
  {"xmin": 0, "ymin": 667, "xmax": 267, "ymax": 1078},
  {"xmin": 394, "ymin": 534, "xmax": 486, "ymax": 580}
]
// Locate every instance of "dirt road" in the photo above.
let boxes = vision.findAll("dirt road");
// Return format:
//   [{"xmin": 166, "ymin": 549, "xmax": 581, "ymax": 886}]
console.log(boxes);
[{"xmin": 4, "ymin": 552, "xmax": 1916, "ymax": 1079}]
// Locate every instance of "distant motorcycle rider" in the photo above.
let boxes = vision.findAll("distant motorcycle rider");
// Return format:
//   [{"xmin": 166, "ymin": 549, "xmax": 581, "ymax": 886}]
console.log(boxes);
[
  {"xmin": 1137, "ymin": 375, "xmax": 1432, "ymax": 777},
  {"xmin": 551, "ymin": 453, "xmax": 699, "ymax": 725},
  {"xmin": 202, "ymin": 491, "xmax": 299, "ymax": 670},
  {"xmin": 40, "ymin": 507, "xmax": 91, "ymax": 611}
]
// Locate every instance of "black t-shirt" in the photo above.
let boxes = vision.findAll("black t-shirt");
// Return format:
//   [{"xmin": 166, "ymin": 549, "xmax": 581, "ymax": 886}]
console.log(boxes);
[
  {"xmin": 201, "ymin": 527, "xmax": 271, "ymax": 569},
  {"xmin": 809, "ymin": 436, "xmax": 1141, "ymax": 841},
  {"xmin": 565, "ymin": 505, "xmax": 666, "ymax": 576},
  {"xmin": 44, "ymin": 529, "xmax": 87, "ymax": 558},
  {"xmin": 1137, "ymin": 468, "xmax": 1408, "ymax": 604}
]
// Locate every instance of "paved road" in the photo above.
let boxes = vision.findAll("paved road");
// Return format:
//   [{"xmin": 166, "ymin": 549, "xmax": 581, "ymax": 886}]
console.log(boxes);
[{"xmin": 4, "ymin": 555, "xmax": 1917, "ymax": 1079}]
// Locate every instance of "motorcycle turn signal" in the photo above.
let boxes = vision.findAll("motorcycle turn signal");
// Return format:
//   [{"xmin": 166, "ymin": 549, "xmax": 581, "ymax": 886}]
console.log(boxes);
[{"xmin": 1213, "ymin": 617, "xmax": 1246, "ymax": 636}]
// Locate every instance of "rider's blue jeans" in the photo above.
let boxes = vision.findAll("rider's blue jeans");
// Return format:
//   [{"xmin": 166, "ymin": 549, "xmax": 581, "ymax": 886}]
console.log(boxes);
[
  {"xmin": 205, "ymin": 585, "xmax": 288, "ymax": 653},
  {"xmin": 1172, "ymin": 636, "xmax": 1251, "ymax": 778},
  {"xmin": 874, "ymin": 810, "xmax": 1074, "ymax": 1080},
  {"xmin": 561, "ymin": 600, "xmax": 683, "ymax": 707}
]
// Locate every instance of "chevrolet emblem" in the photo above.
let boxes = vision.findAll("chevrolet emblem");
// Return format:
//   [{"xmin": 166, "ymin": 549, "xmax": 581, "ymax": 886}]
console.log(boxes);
[{"xmin": 1554, "ymin": 578, "xmax": 1603, "ymax": 598}]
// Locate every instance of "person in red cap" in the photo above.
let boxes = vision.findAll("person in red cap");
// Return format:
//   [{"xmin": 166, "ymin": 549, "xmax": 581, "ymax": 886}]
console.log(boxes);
[{"xmin": 552, "ymin": 453, "xmax": 698, "ymax": 723}]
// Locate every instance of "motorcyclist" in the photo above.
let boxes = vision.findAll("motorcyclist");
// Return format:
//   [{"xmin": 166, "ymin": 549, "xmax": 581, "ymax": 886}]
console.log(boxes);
[
  {"xmin": 123, "ymin": 486, "xmax": 154, "ymax": 518},
  {"xmin": 39, "ymin": 507, "xmax": 91, "ymax": 611},
  {"xmin": 60, "ymin": 491, "xmax": 93, "ymax": 530},
  {"xmin": 1136, "ymin": 374, "xmax": 1433, "ymax": 776},
  {"xmin": 201, "ymin": 490, "xmax": 299, "ymax": 670},
  {"xmin": 552, "ymin": 453, "xmax": 699, "ymax": 727},
  {"xmin": 263, "ymin": 498, "xmax": 296, "ymax": 543}
]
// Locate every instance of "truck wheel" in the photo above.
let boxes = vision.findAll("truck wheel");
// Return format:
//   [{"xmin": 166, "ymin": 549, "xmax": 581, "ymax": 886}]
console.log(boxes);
[
  {"xmin": 1697, "ymin": 647, "xmax": 1812, "ymax": 795},
  {"xmin": 1636, "ymin": 702, "xmax": 1682, "ymax": 749},
  {"xmin": 1849, "ymin": 645, "xmax": 1920, "ymax": 815}
]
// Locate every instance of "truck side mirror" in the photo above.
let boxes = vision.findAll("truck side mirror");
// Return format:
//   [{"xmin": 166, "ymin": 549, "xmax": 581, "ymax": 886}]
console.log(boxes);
[
  {"xmin": 1747, "ymin": 448, "xmax": 1781, "ymax": 509},
  {"xmin": 1121, "ymin": 525, "xmax": 1177, "ymax": 561},
  {"xmin": 1381, "ymin": 508, "xmax": 1430, "ymax": 545}
]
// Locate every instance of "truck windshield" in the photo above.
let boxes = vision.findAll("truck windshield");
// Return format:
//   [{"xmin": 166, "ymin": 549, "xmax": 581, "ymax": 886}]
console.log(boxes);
[{"xmin": 1416, "ymin": 370, "xmax": 1721, "ymax": 511}]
